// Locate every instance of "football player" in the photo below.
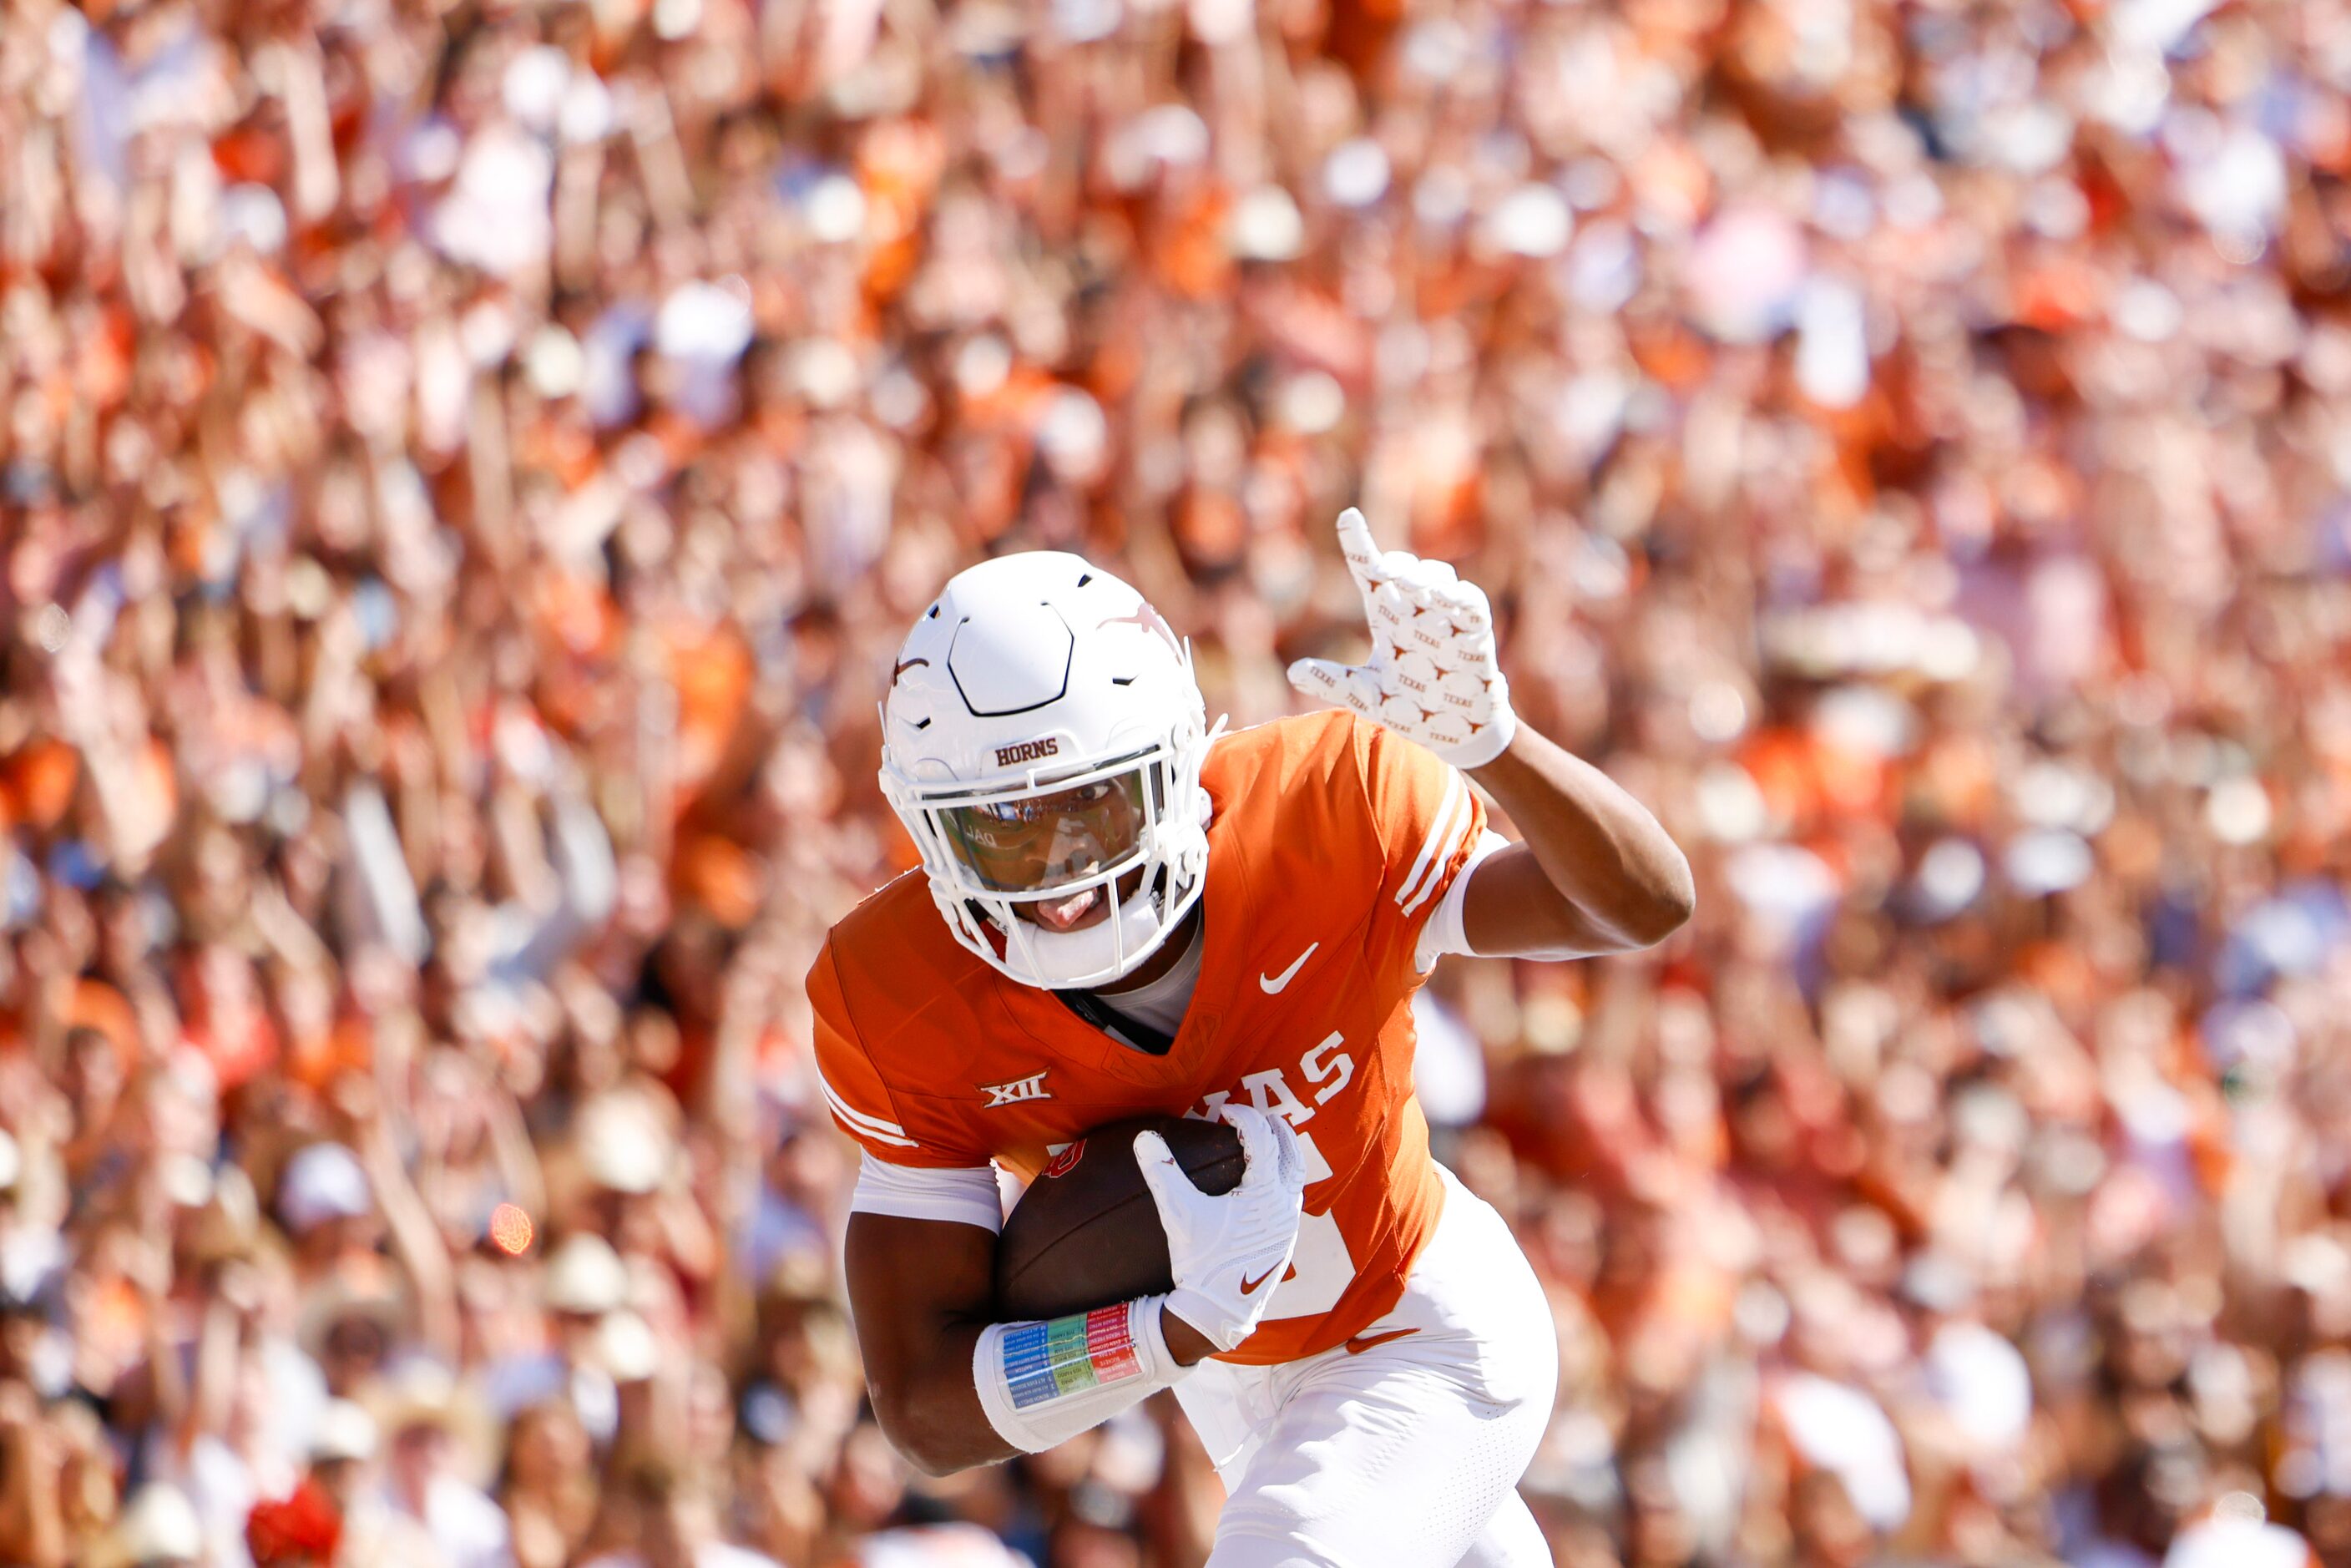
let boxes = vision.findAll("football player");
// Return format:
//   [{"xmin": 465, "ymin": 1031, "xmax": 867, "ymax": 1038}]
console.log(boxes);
[{"xmin": 813, "ymin": 509, "xmax": 1692, "ymax": 1566}]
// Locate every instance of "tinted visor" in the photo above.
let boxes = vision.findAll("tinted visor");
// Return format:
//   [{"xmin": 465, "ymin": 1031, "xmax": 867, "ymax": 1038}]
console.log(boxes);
[{"xmin": 936, "ymin": 763, "xmax": 1154, "ymax": 893}]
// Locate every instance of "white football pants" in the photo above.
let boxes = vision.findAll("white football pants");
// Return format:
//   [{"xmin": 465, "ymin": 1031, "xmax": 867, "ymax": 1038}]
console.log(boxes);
[{"xmin": 1174, "ymin": 1167, "xmax": 1558, "ymax": 1568}]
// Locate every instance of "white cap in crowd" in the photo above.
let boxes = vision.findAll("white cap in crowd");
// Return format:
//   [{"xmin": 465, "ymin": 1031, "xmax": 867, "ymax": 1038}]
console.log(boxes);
[{"xmin": 276, "ymin": 1142, "xmax": 373, "ymax": 1233}]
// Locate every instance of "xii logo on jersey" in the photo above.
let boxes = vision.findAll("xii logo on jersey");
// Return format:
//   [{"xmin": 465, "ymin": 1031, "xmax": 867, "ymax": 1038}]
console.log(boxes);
[{"xmin": 981, "ymin": 1071, "xmax": 1053, "ymax": 1108}]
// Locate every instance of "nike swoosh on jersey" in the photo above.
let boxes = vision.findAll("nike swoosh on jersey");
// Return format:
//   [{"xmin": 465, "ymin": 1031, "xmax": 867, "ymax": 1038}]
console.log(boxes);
[
  {"xmin": 1258, "ymin": 942, "xmax": 1320, "ymax": 994},
  {"xmin": 1238, "ymin": 1264, "xmax": 1281, "ymax": 1295},
  {"xmin": 1342, "ymin": 1327, "xmax": 1419, "ymax": 1356}
]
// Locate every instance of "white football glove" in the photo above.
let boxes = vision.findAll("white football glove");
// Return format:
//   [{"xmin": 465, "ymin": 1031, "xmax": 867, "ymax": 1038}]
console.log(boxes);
[
  {"xmin": 1287, "ymin": 508, "xmax": 1518, "ymax": 769},
  {"xmin": 1134, "ymin": 1105, "xmax": 1307, "ymax": 1353}
]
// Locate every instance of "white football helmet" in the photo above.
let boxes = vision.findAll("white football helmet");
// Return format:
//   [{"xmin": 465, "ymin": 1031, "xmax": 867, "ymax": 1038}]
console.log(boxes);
[{"xmin": 878, "ymin": 553, "xmax": 1218, "ymax": 990}]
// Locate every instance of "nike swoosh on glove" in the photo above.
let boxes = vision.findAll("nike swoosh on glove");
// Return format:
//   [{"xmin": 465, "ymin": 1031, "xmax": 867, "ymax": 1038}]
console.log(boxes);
[
  {"xmin": 1134, "ymin": 1105, "xmax": 1307, "ymax": 1353},
  {"xmin": 1287, "ymin": 507, "xmax": 1519, "ymax": 769}
]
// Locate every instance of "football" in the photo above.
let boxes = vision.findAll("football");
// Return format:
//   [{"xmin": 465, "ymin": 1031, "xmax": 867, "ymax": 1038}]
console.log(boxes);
[{"xmin": 993, "ymin": 1113, "xmax": 1245, "ymax": 1321}]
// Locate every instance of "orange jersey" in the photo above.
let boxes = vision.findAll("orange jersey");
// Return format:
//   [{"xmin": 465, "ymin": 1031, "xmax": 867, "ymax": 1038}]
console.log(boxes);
[{"xmin": 809, "ymin": 711, "xmax": 1487, "ymax": 1364}]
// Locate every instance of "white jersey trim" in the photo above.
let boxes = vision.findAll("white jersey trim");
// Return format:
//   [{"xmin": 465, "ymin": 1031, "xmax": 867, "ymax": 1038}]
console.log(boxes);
[
  {"xmin": 851, "ymin": 1152, "xmax": 1004, "ymax": 1232},
  {"xmin": 817, "ymin": 1071, "xmax": 921, "ymax": 1150},
  {"xmin": 1414, "ymin": 829, "xmax": 1510, "ymax": 973},
  {"xmin": 1392, "ymin": 771, "xmax": 1467, "ymax": 912},
  {"xmin": 1402, "ymin": 798, "xmax": 1475, "ymax": 918}
]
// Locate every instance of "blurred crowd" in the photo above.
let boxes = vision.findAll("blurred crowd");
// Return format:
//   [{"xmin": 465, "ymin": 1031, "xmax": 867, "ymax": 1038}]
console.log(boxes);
[{"xmin": 4, "ymin": 0, "xmax": 2351, "ymax": 1562}]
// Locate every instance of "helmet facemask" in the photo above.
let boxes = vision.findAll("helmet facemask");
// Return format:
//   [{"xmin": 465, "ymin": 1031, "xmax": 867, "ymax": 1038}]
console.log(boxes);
[{"xmin": 884, "ymin": 719, "xmax": 1215, "ymax": 990}]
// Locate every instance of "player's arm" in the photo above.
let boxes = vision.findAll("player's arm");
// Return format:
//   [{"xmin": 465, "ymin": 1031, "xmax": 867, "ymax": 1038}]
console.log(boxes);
[
  {"xmin": 842, "ymin": 1202, "xmax": 1238, "ymax": 1474},
  {"xmin": 842, "ymin": 1109, "xmax": 1304, "ymax": 1476},
  {"xmin": 842, "ymin": 1209, "xmax": 1016, "ymax": 1474},
  {"xmin": 1458, "ymin": 729, "xmax": 1694, "ymax": 957},
  {"xmin": 1291, "ymin": 508, "xmax": 1693, "ymax": 959}
]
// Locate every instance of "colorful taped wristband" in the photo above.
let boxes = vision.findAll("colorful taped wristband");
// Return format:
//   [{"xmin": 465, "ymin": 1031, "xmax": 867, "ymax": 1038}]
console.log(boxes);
[{"xmin": 973, "ymin": 1296, "xmax": 1186, "ymax": 1453}]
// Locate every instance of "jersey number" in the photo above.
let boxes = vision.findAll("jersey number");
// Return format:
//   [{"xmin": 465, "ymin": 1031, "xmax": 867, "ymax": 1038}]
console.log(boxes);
[{"xmin": 1261, "ymin": 1132, "xmax": 1356, "ymax": 1321}]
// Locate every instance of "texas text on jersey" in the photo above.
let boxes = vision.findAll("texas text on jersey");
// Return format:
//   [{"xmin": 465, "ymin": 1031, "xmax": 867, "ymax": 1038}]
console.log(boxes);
[{"xmin": 810, "ymin": 708, "xmax": 1484, "ymax": 1366}]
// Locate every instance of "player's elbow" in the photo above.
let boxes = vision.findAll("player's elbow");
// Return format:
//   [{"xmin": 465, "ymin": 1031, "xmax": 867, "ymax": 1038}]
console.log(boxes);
[
  {"xmin": 884, "ymin": 1430, "xmax": 971, "ymax": 1479},
  {"xmin": 868, "ymin": 1383, "xmax": 994, "ymax": 1478},
  {"xmin": 1617, "ymin": 861, "xmax": 1696, "ymax": 948}
]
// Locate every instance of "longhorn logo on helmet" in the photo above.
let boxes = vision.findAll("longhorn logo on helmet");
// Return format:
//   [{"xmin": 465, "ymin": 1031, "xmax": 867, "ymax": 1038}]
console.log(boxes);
[{"xmin": 1096, "ymin": 604, "xmax": 1181, "ymax": 652}]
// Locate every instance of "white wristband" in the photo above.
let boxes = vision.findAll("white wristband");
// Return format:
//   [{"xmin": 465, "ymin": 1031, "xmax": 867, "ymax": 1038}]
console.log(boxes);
[
  {"xmin": 1433, "ymin": 696, "xmax": 1516, "ymax": 770},
  {"xmin": 973, "ymin": 1296, "xmax": 1190, "ymax": 1454}
]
